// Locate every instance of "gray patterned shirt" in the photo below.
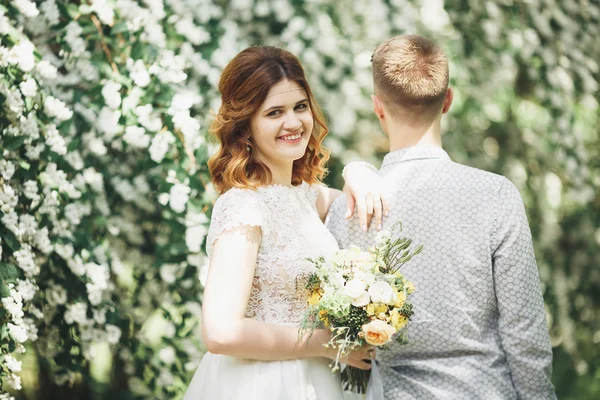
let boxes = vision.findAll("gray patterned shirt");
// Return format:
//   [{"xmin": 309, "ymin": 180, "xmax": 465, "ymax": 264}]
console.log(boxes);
[{"xmin": 326, "ymin": 147, "xmax": 555, "ymax": 400}]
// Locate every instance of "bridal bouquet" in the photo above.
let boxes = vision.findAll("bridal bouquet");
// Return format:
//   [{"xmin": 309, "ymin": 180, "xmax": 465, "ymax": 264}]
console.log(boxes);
[{"xmin": 299, "ymin": 223, "xmax": 422, "ymax": 393}]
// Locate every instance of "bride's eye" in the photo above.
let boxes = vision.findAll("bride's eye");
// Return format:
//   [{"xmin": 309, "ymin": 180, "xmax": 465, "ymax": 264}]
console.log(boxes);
[
  {"xmin": 295, "ymin": 103, "xmax": 308, "ymax": 111},
  {"xmin": 267, "ymin": 109, "xmax": 282, "ymax": 117}
]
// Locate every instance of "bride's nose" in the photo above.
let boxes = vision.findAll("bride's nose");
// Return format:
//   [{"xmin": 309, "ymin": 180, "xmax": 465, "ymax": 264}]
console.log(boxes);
[{"xmin": 282, "ymin": 112, "xmax": 302, "ymax": 132}]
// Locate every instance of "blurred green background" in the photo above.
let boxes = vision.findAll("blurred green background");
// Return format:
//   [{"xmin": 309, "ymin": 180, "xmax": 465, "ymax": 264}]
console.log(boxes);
[{"xmin": 1, "ymin": 0, "xmax": 598, "ymax": 399}]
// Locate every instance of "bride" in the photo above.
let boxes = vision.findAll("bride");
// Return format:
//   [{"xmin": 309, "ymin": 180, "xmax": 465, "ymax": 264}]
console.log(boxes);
[{"xmin": 184, "ymin": 46, "xmax": 386, "ymax": 399}]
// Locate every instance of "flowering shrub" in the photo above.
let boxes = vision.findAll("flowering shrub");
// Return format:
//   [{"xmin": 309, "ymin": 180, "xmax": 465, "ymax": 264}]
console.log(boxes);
[{"xmin": 0, "ymin": 0, "xmax": 598, "ymax": 399}]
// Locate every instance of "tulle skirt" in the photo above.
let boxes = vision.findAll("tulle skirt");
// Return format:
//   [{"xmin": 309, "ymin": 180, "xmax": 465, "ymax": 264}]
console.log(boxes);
[{"xmin": 183, "ymin": 351, "xmax": 364, "ymax": 400}]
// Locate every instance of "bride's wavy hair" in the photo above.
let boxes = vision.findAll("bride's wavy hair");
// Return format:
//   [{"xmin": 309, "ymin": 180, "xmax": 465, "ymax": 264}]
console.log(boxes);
[{"xmin": 208, "ymin": 46, "xmax": 330, "ymax": 194}]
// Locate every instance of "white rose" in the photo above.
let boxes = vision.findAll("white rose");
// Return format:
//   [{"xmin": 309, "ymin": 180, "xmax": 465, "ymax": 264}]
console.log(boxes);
[
  {"xmin": 351, "ymin": 291, "xmax": 371, "ymax": 307},
  {"xmin": 368, "ymin": 281, "xmax": 395, "ymax": 304},
  {"xmin": 344, "ymin": 278, "xmax": 367, "ymax": 299},
  {"xmin": 329, "ymin": 272, "xmax": 346, "ymax": 289}
]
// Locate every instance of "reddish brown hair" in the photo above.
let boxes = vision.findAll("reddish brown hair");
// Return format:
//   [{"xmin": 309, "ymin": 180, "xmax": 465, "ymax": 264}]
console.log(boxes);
[
  {"xmin": 372, "ymin": 35, "xmax": 449, "ymax": 122},
  {"xmin": 208, "ymin": 46, "xmax": 330, "ymax": 193}
]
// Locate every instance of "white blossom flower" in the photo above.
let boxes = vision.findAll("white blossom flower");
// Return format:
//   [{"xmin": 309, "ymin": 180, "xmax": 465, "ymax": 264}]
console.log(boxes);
[
  {"xmin": 36, "ymin": 60, "xmax": 58, "ymax": 80},
  {"xmin": 6, "ymin": 373, "xmax": 22, "ymax": 390},
  {"xmin": 47, "ymin": 283, "xmax": 67, "ymax": 306},
  {"xmin": 159, "ymin": 263, "xmax": 178, "ymax": 284},
  {"xmin": 185, "ymin": 211, "xmax": 209, "ymax": 253},
  {"xmin": 169, "ymin": 182, "xmax": 190, "ymax": 213},
  {"xmin": 174, "ymin": 17, "xmax": 210, "ymax": 45},
  {"xmin": 158, "ymin": 346, "xmax": 176, "ymax": 365},
  {"xmin": 128, "ymin": 59, "xmax": 151, "ymax": 87},
  {"xmin": 149, "ymin": 131, "xmax": 175, "ymax": 163},
  {"xmin": 2, "ymin": 285, "xmax": 24, "ymax": 322},
  {"xmin": 123, "ymin": 126, "xmax": 151, "ymax": 148},
  {"xmin": 40, "ymin": 0, "xmax": 60, "ymax": 25},
  {"xmin": 135, "ymin": 104, "xmax": 162, "ymax": 131},
  {"xmin": 0, "ymin": 160, "xmax": 15, "ymax": 180},
  {"xmin": 17, "ymin": 279, "xmax": 38, "ymax": 301},
  {"xmin": 4, "ymin": 355, "xmax": 22, "ymax": 373},
  {"xmin": 65, "ymin": 22, "xmax": 86, "ymax": 56},
  {"xmin": 7, "ymin": 323, "xmax": 28, "ymax": 343},
  {"xmin": 19, "ymin": 78, "xmax": 37, "ymax": 97},
  {"xmin": 44, "ymin": 96, "xmax": 73, "ymax": 121},
  {"xmin": 14, "ymin": 244, "xmax": 38, "ymax": 276},
  {"xmin": 34, "ymin": 226, "xmax": 53, "ymax": 254},
  {"xmin": 96, "ymin": 107, "xmax": 122, "ymax": 139},
  {"xmin": 64, "ymin": 302, "xmax": 88, "ymax": 325},
  {"xmin": 102, "ymin": 81, "xmax": 122, "ymax": 110},
  {"xmin": 14, "ymin": 0, "xmax": 39, "ymax": 18},
  {"xmin": 106, "ymin": 324, "xmax": 121, "ymax": 344},
  {"xmin": 45, "ymin": 124, "xmax": 67, "ymax": 155},
  {"xmin": 90, "ymin": 0, "xmax": 115, "ymax": 25}
]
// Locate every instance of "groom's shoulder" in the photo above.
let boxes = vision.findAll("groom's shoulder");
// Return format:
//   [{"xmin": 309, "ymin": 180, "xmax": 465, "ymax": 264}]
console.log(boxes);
[{"xmin": 448, "ymin": 161, "xmax": 507, "ymax": 192}]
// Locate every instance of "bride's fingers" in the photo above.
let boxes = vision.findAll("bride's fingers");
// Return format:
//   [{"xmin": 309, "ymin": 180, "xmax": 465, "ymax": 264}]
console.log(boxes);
[
  {"xmin": 380, "ymin": 192, "xmax": 391, "ymax": 218},
  {"xmin": 373, "ymin": 196, "xmax": 382, "ymax": 231},
  {"xmin": 365, "ymin": 192, "xmax": 374, "ymax": 229},
  {"xmin": 348, "ymin": 359, "xmax": 372, "ymax": 370}
]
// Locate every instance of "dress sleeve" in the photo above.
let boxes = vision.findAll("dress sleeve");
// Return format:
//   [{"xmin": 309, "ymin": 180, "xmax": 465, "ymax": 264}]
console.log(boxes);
[
  {"xmin": 206, "ymin": 189, "xmax": 264, "ymax": 258},
  {"xmin": 491, "ymin": 178, "xmax": 556, "ymax": 399}
]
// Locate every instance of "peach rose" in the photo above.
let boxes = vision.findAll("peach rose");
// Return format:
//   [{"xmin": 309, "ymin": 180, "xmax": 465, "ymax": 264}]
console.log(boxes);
[{"xmin": 362, "ymin": 319, "xmax": 396, "ymax": 346}]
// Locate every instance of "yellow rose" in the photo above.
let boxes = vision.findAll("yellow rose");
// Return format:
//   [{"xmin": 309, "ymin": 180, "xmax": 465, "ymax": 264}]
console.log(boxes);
[
  {"xmin": 366, "ymin": 304, "xmax": 376, "ymax": 316},
  {"xmin": 391, "ymin": 311, "xmax": 409, "ymax": 330},
  {"xmin": 362, "ymin": 319, "xmax": 396, "ymax": 346},
  {"xmin": 406, "ymin": 281, "xmax": 415, "ymax": 294},
  {"xmin": 375, "ymin": 304, "xmax": 388, "ymax": 315},
  {"xmin": 393, "ymin": 291, "xmax": 407, "ymax": 308},
  {"xmin": 308, "ymin": 290, "xmax": 323, "ymax": 306}
]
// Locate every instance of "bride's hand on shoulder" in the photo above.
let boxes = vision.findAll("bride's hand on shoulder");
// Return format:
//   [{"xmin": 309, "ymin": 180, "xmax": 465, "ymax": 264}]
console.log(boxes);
[{"xmin": 342, "ymin": 161, "xmax": 390, "ymax": 232}]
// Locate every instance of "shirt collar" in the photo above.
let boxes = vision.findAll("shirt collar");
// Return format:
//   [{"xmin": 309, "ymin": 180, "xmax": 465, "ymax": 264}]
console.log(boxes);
[{"xmin": 381, "ymin": 146, "xmax": 451, "ymax": 168}]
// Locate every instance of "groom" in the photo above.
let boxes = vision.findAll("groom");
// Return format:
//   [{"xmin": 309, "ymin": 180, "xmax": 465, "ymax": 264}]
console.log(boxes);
[{"xmin": 326, "ymin": 35, "xmax": 556, "ymax": 399}]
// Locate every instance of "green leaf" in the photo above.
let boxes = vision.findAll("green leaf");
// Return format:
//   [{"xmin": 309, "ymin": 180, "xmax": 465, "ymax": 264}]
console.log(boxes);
[
  {"xmin": 0, "ymin": 263, "xmax": 22, "ymax": 282},
  {"xmin": 3, "ymin": 135, "xmax": 27, "ymax": 151},
  {"xmin": 112, "ymin": 22, "xmax": 129, "ymax": 34},
  {"xmin": 0, "ymin": 227, "xmax": 20, "ymax": 252}
]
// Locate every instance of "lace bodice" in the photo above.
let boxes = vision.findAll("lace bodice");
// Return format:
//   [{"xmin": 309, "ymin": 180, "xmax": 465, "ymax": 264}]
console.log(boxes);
[{"xmin": 206, "ymin": 182, "xmax": 339, "ymax": 325}]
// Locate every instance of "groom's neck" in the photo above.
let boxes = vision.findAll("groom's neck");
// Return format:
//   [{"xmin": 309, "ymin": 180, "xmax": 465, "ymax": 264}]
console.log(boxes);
[{"xmin": 386, "ymin": 118, "xmax": 443, "ymax": 152}]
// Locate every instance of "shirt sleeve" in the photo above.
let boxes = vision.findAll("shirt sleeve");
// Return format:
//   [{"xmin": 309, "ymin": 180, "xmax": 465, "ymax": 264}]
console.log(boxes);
[
  {"xmin": 492, "ymin": 178, "xmax": 556, "ymax": 399},
  {"xmin": 206, "ymin": 189, "xmax": 264, "ymax": 258}
]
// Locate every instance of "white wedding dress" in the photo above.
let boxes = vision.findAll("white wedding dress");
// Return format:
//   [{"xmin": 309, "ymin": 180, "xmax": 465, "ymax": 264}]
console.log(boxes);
[{"xmin": 184, "ymin": 182, "xmax": 357, "ymax": 400}]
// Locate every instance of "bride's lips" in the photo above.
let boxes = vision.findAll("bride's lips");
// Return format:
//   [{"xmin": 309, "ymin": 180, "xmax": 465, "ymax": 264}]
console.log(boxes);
[{"xmin": 277, "ymin": 131, "xmax": 303, "ymax": 143}]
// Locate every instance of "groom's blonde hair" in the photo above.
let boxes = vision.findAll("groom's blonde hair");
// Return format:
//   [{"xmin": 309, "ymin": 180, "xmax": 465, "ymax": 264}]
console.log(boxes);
[{"xmin": 372, "ymin": 35, "xmax": 449, "ymax": 123}]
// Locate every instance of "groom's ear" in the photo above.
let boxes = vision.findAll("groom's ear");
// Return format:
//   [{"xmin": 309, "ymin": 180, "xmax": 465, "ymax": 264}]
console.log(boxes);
[
  {"xmin": 442, "ymin": 88, "xmax": 453, "ymax": 114},
  {"xmin": 371, "ymin": 94, "xmax": 385, "ymax": 120}
]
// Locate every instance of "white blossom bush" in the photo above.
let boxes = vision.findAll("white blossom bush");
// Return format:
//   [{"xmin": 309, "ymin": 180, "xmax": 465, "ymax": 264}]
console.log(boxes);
[{"xmin": 0, "ymin": 0, "xmax": 598, "ymax": 399}]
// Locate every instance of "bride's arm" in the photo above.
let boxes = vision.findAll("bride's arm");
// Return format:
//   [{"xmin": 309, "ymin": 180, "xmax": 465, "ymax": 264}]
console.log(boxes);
[{"xmin": 201, "ymin": 224, "xmax": 372, "ymax": 369}]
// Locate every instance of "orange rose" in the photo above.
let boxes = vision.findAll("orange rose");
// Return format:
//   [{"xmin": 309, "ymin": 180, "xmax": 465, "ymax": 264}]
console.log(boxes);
[{"xmin": 362, "ymin": 319, "xmax": 396, "ymax": 346}]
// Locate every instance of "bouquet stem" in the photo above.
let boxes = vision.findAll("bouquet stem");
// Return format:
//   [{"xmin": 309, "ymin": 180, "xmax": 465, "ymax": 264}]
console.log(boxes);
[{"xmin": 341, "ymin": 365, "xmax": 371, "ymax": 394}]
